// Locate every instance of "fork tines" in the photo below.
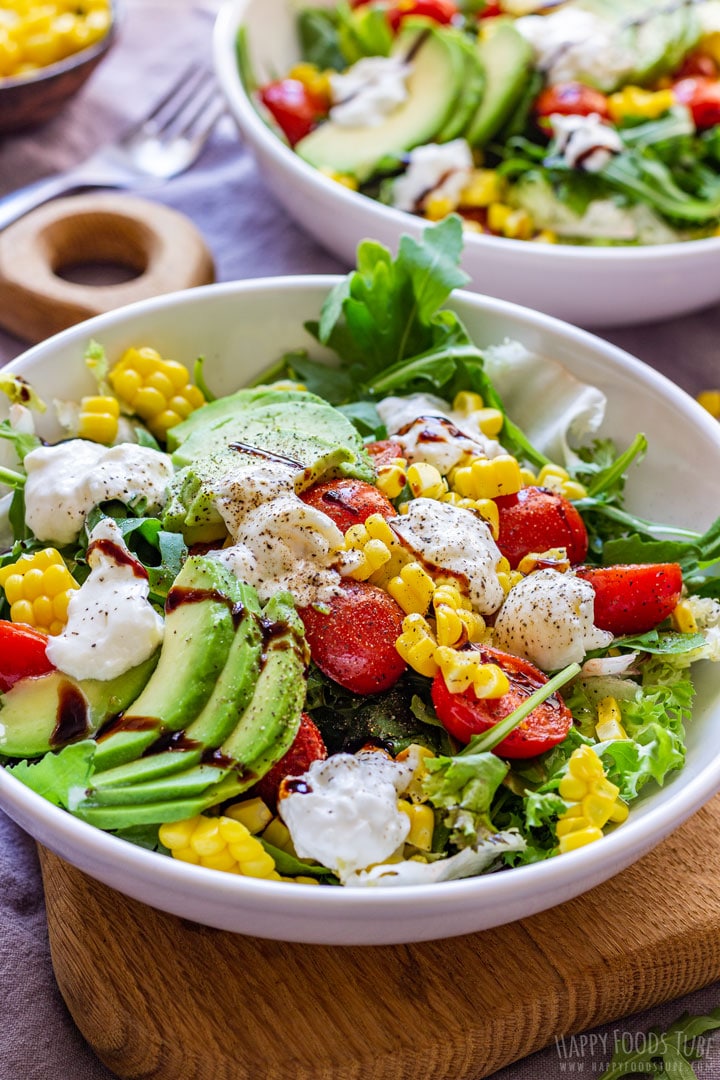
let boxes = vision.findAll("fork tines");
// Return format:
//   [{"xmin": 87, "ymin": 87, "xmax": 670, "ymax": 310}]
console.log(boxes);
[{"xmin": 134, "ymin": 65, "xmax": 224, "ymax": 143}]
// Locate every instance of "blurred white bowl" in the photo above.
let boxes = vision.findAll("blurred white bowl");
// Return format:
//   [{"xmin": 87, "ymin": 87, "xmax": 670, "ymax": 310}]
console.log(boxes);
[
  {"xmin": 1, "ymin": 277, "xmax": 720, "ymax": 944},
  {"xmin": 213, "ymin": 0, "xmax": 720, "ymax": 329}
]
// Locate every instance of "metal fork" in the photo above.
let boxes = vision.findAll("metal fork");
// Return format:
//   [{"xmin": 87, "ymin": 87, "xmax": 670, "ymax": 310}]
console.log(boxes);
[{"xmin": 0, "ymin": 65, "xmax": 225, "ymax": 231}]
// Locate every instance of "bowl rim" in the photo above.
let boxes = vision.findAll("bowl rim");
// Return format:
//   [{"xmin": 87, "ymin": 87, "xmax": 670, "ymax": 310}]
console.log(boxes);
[
  {"xmin": 2, "ymin": 272, "xmax": 720, "ymax": 920},
  {"xmin": 0, "ymin": 0, "xmax": 118, "ymax": 91},
  {"xmin": 213, "ymin": 0, "xmax": 720, "ymax": 264}
]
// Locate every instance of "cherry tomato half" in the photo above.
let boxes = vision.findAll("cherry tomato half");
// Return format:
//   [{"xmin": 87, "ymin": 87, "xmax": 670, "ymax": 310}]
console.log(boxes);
[
  {"xmin": 386, "ymin": 0, "xmax": 459, "ymax": 33},
  {"xmin": 495, "ymin": 486, "xmax": 589, "ymax": 569},
  {"xmin": 534, "ymin": 82, "xmax": 610, "ymax": 121},
  {"xmin": 431, "ymin": 644, "xmax": 573, "ymax": 759},
  {"xmin": 300, "ymin": 477, "xmax": 396, "ymax": 534},
  {"xmin": 258, "ymin": 79, "xmax": 329, "ymax": 146},
  {"xmin": 254, "ymin": 712, "xmax": 327, "ymax": 810},
  {"xmin": 575, "ymin": 563, "xmax": 684, "ymax": 637},
  {"xmin": 365, "ymin": 439, "xmax": 405, "ymax": 468},
  {"xmin": 0, "ymin": 622, "xmax": 54, "ymax": 694},
  {"xmin": 676, "ymin": 52, "xmax": 719, "ymax": 80},
  {"xmin": 673, "ymin": 76, "xmax": 720, "ymax": 129},
  {"xmin": 300, "ymin": 579, "xmax": 407, "ymax": 694},
  {"xmin": 477, "ymin": 2, "xmax": 502, "ymax": 18}
]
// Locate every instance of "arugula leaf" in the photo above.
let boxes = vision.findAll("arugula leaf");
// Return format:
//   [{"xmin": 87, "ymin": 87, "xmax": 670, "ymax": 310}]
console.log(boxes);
[
  {"xmin": 313, "ymin": 216, "xmax": 469, "ymax": 375},
  {"xmin": 84, "ymin": 506, "xmax": 187, "ymax": 601},
  {"xmin": 297, "ymin": 7, "xmax": 346, "ymax": 71},
  {"xmin": 260, "ymin": 839, "xmax": 338, "ymax": 882},
  {"xmin": 599, "ymin": 1008, "xmax": 720, "ymax": 1079},
  {"xmin": 0, "ymin": 418, "xmax": 41, "ymax": 465},
  {"xmin": 336, "ymin": 2, "xmax": 393, "ymax": 64},
  {"xmin": 612, "ymin": 630, "xmax": 706, "ymax": 656}
]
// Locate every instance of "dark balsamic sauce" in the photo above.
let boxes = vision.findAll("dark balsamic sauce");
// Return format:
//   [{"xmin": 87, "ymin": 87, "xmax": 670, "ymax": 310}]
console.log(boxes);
[{"xmin": 52, "ymin": 683, "xmax": 89, "ymax": 746}]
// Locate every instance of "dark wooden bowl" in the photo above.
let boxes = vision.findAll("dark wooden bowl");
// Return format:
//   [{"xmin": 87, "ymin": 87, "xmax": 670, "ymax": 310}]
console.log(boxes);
[{"xmin": 0, "ymin": 3, "xmax": 118, "ymax": 134}]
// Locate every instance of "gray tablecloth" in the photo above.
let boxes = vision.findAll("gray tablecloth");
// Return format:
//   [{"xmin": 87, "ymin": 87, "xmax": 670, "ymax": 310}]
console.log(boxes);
[{"xmin": 1, "ymin": 3, "xmax": 720, "ymax": 1078}]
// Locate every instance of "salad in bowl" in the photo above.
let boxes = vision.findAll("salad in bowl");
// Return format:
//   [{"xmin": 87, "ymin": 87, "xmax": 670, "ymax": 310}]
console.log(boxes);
[
  {"xmin": 247, "ymin": 0, "xmax": 720, "ymax": 246},
  {"xmin": 214, "ymin": 0, "xmax": 720, "ymax": 327},
  {"xmin": 1, "ymin": 219, "xmax": 720, "ymax": 942}
]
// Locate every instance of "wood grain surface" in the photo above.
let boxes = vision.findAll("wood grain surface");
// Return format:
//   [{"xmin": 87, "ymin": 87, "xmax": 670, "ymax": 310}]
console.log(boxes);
[
  {"xmin": 38, "ymin": 794, "xmax": 720, "ymax": 1080},
  {"xmin": 0, "ymin": 193, "xmax": 215, "ymax": 343}
]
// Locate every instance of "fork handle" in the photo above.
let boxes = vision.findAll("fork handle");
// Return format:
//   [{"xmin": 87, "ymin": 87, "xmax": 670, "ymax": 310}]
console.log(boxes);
[{"xmin": 0, "ymin": 173, "xmax": 105, "ymax": 231}]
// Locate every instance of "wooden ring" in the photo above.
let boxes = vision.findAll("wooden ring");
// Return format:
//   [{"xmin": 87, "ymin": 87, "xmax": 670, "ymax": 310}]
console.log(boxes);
[{"xmin": 0, "ymin": 192, "xmax": 215, "ymax": 344}]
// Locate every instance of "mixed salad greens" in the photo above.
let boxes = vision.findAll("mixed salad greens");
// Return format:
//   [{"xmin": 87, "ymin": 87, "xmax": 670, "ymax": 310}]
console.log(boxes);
[
  {"xmin": 1, "ymin": 217, "xmax": 719, "ymax": 888},
  {"xmin": 247, "ymin": 0, "xmax": 720, "ymax": 245}
]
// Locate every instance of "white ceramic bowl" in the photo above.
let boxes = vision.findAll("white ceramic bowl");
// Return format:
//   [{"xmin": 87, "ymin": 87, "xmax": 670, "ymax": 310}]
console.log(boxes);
[
  {"xmin": 2, "ymin": 277, "xmax": 720, "ymax": 945},
  {"xmin": 213, "ymin": 0, "xmax": 720, "ymax": 330}
]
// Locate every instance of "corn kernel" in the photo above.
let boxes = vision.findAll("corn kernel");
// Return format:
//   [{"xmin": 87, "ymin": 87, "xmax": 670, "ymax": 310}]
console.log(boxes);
[
  {"xmin": 488, "ymin": 202, "xmax": 513, "ymax": 233},
  {"xmin": 407, "ymin": 462, "xmax": 447, "ymax": 500},
  {"xmin": 558, "ymin": 826, "xmax": 604, "ymax": 853},
  {"xmin": 394, "ymin": 613, "xmax": 440, "ymax": 678},
  {"xmin": 109, "ymin": 346, "xmax": 205, "ymax": 440},
  {"xmin": 376, "ymin": 459, "xmax": 407, "ymax": 499},
  {"xmin": 503, "ymin": 209, "xmax": 534, "ymax": 241},
  {"xmin": 459, "ymin": 169, "xmax": 506, "ymax": 208},
  {"xmin": 595, "ymin": 696, "xmax": 628, "ymax": 742},
  {"xmin": 425, "ymin": 195, "xmax": 454, "ymax": 221},
  {"xmin": 558, "ymin": 774, "xmax": 588, "ymax": 802},
  {"xmin": 450, "ymin": 454, "xmax": 522, "ymax": 500},
  {"xmin": 608, "ymin": 85, "xmax": 675, "ymax": 123},
  {"xmin": 387, "ymin": 561, "xmax": 436, "ymax": 615},
  {"xmin": 452, "ymin": 391, "xmax": 485, "ymax": 415},
  {"xmin": 262, "ymin": 817, "xmax": 296, "ymax": 854},
  {"xmin": 516, "ymin": 548, "xmax": 571, "ymax": 576},
  {"xmin": 225, "ymin": 797, "xmax": 273, "ymax": 835},
  {"xmin": 160, "ymin": 815, "xmax": 278, "ymax": 879},
  {"xmin": 0, "ymin": 548, "xmax": 78, "ymax": 632},
  {"xmin": 671, "ymin": 600, "xmax": 698, "ymax": 634},
  {"xmin": 398, "ymin": 800, "xmax": 435, "ymax": 851}
]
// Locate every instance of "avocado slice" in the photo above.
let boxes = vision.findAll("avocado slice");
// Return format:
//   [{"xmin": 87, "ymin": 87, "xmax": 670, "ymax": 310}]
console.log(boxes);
[
  {"xmin": 169, "ymin": 388, "xmax": 374, "ymax": 484},
  {"xmin": 0, "ymin": 654, "xmax": 159, "ymax": 760},
  {"xmin": 85, "ymin": 581, "xmax": 264, "ymax": 793},
  {"xmin": 92, "ymin": 554, "xmax": 242, "ymax": 771},
  {"xmin": 466, "ymin": 21, "xmax": 534, "ymax": 148},
  {"xmin": 295, "ymin": 23, "xmax": 466, "ymax": 182},
  {"xmin": 436, "ymin": 30, "xmax": 485, "ymax": 144},
  {"xmin": 71, "ymin": 592, "xmax": 310, "ymax": 829},
  {"xmin": 166, "ymin": 388, "xmax": 322, "ymax": 453}
]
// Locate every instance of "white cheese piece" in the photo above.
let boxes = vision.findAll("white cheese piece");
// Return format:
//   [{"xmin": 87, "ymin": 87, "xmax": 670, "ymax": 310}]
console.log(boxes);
[
  {"xmin": 215, "ymin": 460, "xmax": 344, "ymax": 606},
  {"xmin": 377, "ymin": 396, "xmax": 503, "ymax": 467},
  {"xmin": 46, "ymin": 519, "xmax": 164, "ymax": 681},
  {"xmin": 390, "ymin": 498, "xmax": 505, "ymax": 614},
  {"xmin": 392, "ymin": 139, "xmax": 474, "ymax": 213},
  {"xmin": 548, "ymin": 113, "xmax": 623, "ymax": 173},
  {"xmin": 279, "ymin": 751, "xmax": 414, "ymax": 880},
  {"xmin": 493, "ymin": 568, "xmax": 613, "ymax": 671},
  {"xmin": 343, "ymin": 829, "xmax": 527, "ymax": 887},
  {"xmin": 329, "ymin": 56, "xmax": 411, "ymax": 128},
  {"xmin": 685, "ymin": 596, "xmax": 720, "ymax": 662},
  {"xmin": 23, "ymin": 440, "xmax": 174, "ymax": 545},
  {"xmin": 516, "ymin": 9, "xmax": 636, "ymax": 90}
]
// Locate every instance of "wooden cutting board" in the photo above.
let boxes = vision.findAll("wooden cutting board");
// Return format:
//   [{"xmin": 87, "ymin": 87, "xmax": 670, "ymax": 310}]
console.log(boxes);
[{"xmin": 38, "ymin": 793, "xmax": 720, "ymax": 1080}]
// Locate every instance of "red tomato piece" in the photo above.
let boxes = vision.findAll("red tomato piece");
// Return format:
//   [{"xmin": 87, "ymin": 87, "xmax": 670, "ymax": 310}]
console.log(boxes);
[
  {"xmin": 534, "ymin": 82, "xmax": 610, "ymax": 121},
  {"xmin": 300, "ymin": 579, "xmax": 407, "ymax": 694},
  {"xmin": 254, "ymin": 712, "xmax": 327, "ymax": 810},
  {"xmin": 673, "ymin": 76, "xmax": 720, "ymax": 129},
  {"xmin": 676, "ymin": 53, "xmax": 719, "ymax": 80},
  {"xmin": 575, "ymin": 563, "xmax": 683, "ymax": 637},
  {"xmin": 478, "ymin": 2, "xmax": 502, "ymax": 17},
  {"xmin": 0, "ymin": 622, "xmax": 54, "ymax": 694},
  {"xmin": 386, "ymin": 0, "xmax": 459, "ymax": 32},
  {"xmin": 258, "ymin": 79, "xmax": 328, "ymax": 146},
  {"xmin": 431, "ymin": 644, "xmax": 573, "ymax": 759},
  {"xmin": 300, "ymin": 477, "xmax": 396, "ymax": 534},
  {"xmin": 365, "ymin": 439, "xmax": 405, "ymax": 468},
  {"xmin": 495, "ymin": 486, "xmax": 589, "ymax": 569}
]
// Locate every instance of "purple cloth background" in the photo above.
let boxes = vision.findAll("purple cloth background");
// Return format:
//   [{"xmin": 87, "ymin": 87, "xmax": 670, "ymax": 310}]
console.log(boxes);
[{"xmin": 1, "ymin": 3, "xmax": 720, "ymax": 1077}]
